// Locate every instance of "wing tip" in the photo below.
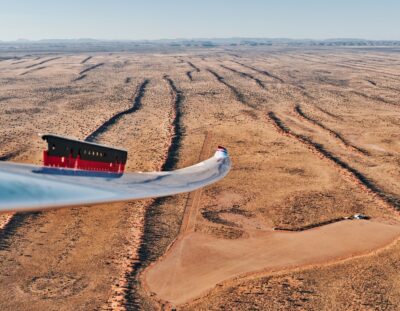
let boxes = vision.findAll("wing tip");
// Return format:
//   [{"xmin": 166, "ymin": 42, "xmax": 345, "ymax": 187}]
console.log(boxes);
[{"xmin": 215, "ymin": 146, "xmax": 229, "ymax": 158}]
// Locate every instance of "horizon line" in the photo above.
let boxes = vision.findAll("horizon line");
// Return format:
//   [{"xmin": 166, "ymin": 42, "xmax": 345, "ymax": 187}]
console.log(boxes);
[{"xmin": 1, "ymin": 37, "xmax": 400, "ymax": 43}]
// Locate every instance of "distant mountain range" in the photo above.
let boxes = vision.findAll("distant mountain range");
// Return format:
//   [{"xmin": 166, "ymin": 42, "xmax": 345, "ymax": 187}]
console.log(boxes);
[
  {"xmin": 0, "ymin": 38, "xmax": 399, "ymax": 54},
  {"xmin": 1, "ymin": 37, "xmax": 399, "ymax": 44}
]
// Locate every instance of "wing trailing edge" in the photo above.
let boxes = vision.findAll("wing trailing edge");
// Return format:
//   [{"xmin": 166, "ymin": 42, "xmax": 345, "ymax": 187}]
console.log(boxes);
[{"xmin": 0, "ymin": 148, "xmax": 231, "ymax": 212}]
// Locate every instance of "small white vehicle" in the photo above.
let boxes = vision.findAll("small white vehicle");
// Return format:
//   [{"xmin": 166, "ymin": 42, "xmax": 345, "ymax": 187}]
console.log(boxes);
[{"xmin": 353, "ymin": 214, "xmax": 369, "ymax": 220}]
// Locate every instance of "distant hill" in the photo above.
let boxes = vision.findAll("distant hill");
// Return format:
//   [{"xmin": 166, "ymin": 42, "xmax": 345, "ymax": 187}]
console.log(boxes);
[{"xmin": 0, "ymin": 38, "xmax": 399, "ymax": 54}]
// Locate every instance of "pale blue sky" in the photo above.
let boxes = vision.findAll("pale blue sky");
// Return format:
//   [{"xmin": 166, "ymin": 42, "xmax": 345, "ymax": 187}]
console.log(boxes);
[{"xmin": 0, "ymin": 0, "xmax": 399, "ymax": 41}]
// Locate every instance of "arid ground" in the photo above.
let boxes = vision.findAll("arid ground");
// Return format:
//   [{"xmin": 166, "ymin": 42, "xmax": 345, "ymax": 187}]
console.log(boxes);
[{"xmin": 0, "ymin": 45, "xmax": 400, "ymax": 310}]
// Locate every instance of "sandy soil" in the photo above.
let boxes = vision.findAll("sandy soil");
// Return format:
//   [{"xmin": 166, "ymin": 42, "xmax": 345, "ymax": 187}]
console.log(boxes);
[
  {"xmin": 0, "ymin": 46, "xmax": 399, "ymax": 310},
  {"xmin": 146, "ymin": 220, "xmax": 400, "ymax": 305}
]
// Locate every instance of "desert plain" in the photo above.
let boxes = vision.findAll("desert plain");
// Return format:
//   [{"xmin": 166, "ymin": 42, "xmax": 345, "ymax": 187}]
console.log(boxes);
[{"xmin": 0, "ymin": 44, "xmax": 400, "ymax": 310}]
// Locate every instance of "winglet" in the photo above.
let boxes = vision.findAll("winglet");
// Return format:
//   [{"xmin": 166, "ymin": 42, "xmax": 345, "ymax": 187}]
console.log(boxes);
[{"xmin": 215, "ymin": 146, "xmax": 229, "ymax": 158}]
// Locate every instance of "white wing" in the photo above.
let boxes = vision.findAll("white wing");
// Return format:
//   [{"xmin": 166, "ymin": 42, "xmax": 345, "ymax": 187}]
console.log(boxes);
[{"xmin": 0, "ymin": 149, "xmax": 230, "ymax": 212}]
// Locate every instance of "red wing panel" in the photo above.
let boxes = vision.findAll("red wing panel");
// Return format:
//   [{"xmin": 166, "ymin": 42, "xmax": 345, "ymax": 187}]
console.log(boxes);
[{"xmin": 43, "ymin": 151, "xmax": 125, "ymax": 173}]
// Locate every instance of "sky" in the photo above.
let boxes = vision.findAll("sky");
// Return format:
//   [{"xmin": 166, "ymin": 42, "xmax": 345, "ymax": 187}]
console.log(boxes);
[{"xmin": 0, "ymin": 0, "xmax": 399, "ymax": 41}]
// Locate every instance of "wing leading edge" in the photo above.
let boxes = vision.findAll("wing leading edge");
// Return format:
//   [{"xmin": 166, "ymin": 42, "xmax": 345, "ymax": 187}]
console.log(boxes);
[{"xmin": 0, "ymin": 148, "xmax": 230, "ymax": 213}]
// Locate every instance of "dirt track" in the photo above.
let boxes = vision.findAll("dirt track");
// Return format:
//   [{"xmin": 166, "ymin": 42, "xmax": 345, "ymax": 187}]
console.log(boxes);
[
  {"xmin": 180, "ymin": 131, "xmax": 213, "ymax": 234},
  {"xmin": 1, "ymin": 47, "xmax": 400, "ymax": 310}
]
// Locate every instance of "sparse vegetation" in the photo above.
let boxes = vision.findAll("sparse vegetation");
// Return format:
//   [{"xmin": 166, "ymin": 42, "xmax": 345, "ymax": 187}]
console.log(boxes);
[{"xmin": 0, "ymin": 46, "xmax": 400, "ymax": 310}]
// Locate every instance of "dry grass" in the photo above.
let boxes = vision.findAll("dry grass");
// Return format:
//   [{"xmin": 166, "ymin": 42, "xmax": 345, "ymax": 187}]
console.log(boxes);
[{"xmin": 0, "ymin": 46, "xmax": 399, "ymax": 310}]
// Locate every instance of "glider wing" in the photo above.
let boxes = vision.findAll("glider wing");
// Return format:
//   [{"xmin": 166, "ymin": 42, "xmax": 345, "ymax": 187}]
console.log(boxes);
[{"xmin": 0, "ymin": 148, "xmax": 230, "ymax": 212}]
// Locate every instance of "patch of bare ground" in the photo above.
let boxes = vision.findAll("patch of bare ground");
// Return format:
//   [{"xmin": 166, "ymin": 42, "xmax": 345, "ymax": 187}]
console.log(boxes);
[
  {"xmin": 146, "ymin": 219, "xmax": 400, "ymax": 306},
  {"xmin": 184, "ymin": 231, "xmax": 400, "ymax": 310}
]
